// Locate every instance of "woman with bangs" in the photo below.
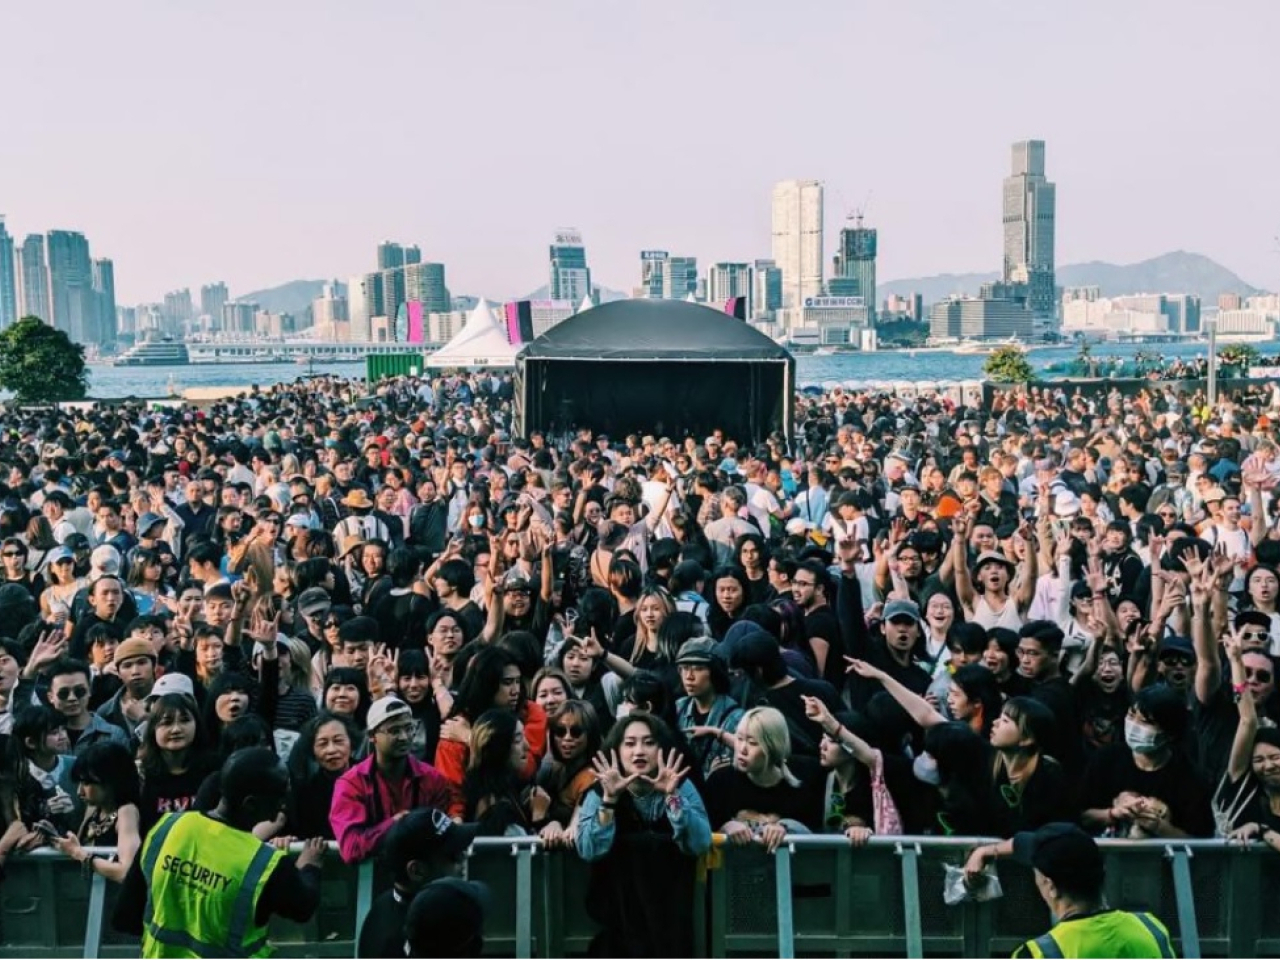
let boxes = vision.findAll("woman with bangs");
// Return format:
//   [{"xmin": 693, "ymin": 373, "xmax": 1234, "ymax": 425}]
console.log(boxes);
[
  {"xmin": 576, "ymin": 711, "xmax": 709, "ymax": 957},
  {"xmin": 1215, "ymin": 629, "xmax": 1280, "ymax": 839},
  {"xmin": 705, "ymin": 706, "xmax": 824, "ymax": 851},
  {"xmin": 532, "ymin": 667, "xmax": 573, "ymax": 713},
  {"xmin": 285, "ymin": 712, "xmax": 355, "ymax": 841},
  {"xmin": 394, "ymin": 648, "xmax": 441, "ymax": 762},
  {"xmin": 986, "ymin": 696, "xmax": 1075, "ymax": 836},
  {"xmin": 138, "ymin": 692, "xmax": 215, "ymax": 835},
  {"xmin": 125, "ymin": 548, "xmax": 174, "ymax": 616},
  {"xmin": 534, "ymin": 699, "xmax": 603, "ymax": 846},
  {"xmin": 47, "ymin": 741, "xmax": 141, "ymax": 883}
]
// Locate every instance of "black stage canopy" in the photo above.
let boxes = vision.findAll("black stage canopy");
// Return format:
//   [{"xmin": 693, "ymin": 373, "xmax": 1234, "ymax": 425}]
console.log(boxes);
[{"xmin": 515, "ymin": 300, "xmax": 795, "ymax": 445}]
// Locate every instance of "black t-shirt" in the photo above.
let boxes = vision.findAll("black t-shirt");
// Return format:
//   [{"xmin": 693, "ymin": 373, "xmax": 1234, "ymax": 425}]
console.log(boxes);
[
  {"xmin": 704, "ymin": 756, "xmax": 825, "ymax": 832},
  {"xmin": 750, "ymin": 678, "xmax": 843, "ymax": 757},
  {"xmin": 139, "ymin": 756, "xmax": 220, "ymax": 836},
  {"xmin": 1080, "ymin": 742, "xmax": 1214, "ymax": 837},
  {"xmin": 358, "ymin": 888, "xmax": 410, "ymax": 959},
  {"xmin": 989, "ymin": 756, "xmax": 1078, "ymax": 837},
  {"xmin": 803, "ymin": 606, "xmax": 845, "ymax": 686},
  {"xmin": 1028, "ymin": 675, "xmax": 1084, "ymax": 773}
]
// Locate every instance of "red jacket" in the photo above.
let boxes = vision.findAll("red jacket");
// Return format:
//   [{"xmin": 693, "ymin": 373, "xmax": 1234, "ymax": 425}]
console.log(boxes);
[
  {"xmin": 330, "ymin": 754, "xmax": 459, "ymax": 863},
  {"xmin": 435, "ymin": 701, "xmax": 548, "ymax": 818}
]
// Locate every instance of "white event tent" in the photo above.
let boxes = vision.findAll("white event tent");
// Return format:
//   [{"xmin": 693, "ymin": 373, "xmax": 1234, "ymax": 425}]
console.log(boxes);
[{"xmin": 425, "ymin": 298, "xmax": 519, "ymax": 369}]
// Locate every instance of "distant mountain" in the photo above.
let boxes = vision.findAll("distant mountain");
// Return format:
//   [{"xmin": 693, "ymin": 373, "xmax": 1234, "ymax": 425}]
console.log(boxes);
[
  {"xmin": 878, "ymin": 251, "xmax": 1263, "ymax": 305},
  {"xmin": 238, "ymin": 279, "xmax": 326, "ymax": 316}
]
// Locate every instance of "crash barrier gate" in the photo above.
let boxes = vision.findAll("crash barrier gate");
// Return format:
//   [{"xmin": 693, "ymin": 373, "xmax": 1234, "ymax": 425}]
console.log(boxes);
[{"xmin": 3, "ymin": 835, "xmax": 1279, "ymax": 958}]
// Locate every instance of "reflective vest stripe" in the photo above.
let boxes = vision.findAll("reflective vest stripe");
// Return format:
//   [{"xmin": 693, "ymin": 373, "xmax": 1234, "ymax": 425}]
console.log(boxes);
[
  {"xmin": 225, "ymin": 844, "xmax": 278, "ymax": 953},
  {"xmin": 1033, "ymin": 932, "xmax": 1065, "ymax": 958},
  {"xmin": 141, "ymin": 813, "xmax": 184, "ymax": 933},
  {"xmin": 1133, "ymin": 912, "xmax": 1176, "ymax": 958}
]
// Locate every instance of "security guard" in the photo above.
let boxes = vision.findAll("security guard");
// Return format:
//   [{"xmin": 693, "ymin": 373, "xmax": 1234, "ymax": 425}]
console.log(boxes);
[
  {"xmin": 114, "ymin": 747, "xmax": 326, "ymax": 957},
  {"xmin": 968, "ymin": 822, "xmax": 1175, "ymax": 958}
]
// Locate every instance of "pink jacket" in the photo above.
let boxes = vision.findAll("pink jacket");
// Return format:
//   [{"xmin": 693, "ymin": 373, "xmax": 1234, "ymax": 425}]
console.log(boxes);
[{"xmin": 329, "ymin": 754, "xmax": 459, "ymax": 863}]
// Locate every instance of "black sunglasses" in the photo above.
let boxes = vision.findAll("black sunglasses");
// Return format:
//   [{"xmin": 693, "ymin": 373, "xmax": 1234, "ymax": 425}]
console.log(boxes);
[
  {"xmin": 553, "ymin": 725, "xmax": 585, "ymax": 738},
  {"xmin": 55, "ymin": 685, "xmax": 89, "ymax": 701}
]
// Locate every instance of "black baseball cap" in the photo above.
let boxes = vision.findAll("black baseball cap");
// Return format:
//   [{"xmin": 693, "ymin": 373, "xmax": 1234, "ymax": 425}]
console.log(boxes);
[
  {"xmin": 388, "ymin": 808, "xmax": 479, "ymax": 879},
  {"xmin": 1012, "ymin": 823, "xmax": 1104, "ymax": 892},
  {"xmin": 405, "ymin": 877, "xmax": 489, "ymax": 958}
]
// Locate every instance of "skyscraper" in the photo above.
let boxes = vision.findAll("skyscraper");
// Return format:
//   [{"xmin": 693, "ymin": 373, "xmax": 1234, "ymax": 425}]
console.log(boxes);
[
  {"xmin": 200, "ymin": 282, "xmax": 230, "ymax": 321},
  {"xmin": 380, "ymin": 267, "xmax": 406, "ymax": 324},
  {"xmin": 404, "ymin": 245, "xmax": 421, "ymax": 266},
  {"xmin": 19, "ymin": 234, "xmax": 50, "ymax": 322},
  {"xmin": 549, "ymin": 230, "xmax": 592, "ymax": 303},
  {"xmin": 830, "ymin": 215, "xmax": 878, "ymax": 323},
  {"xmin": 751, "ymin": 259, "xmax": 783, "ymax": 320},
  {"xmin": 0, "ymin": 217, "xmax": 17, "ymax": 328},
  {"xmin": 771, "ymin": 180, "xmax": 824, "ymax": 325},
  {"xmin": 377, "ymin": 242, "xmax": 406, "ymax": 270},
  {"xmin": 348, "ymin": 272, "xmax": 383, "ymax": 341},
  {"xmin": 163, "ymin": 289, "xmax": 194, "ymax": 330},
  {"xmin": 1003, "ymin": 140, "xmax": 1057, "ymax": 319},
  {"xmin": 639, "ymin": 251, "xmax": 668, "ymax": 298},
  {"xmin": 706, "ymin": 262, "xmax": 754, "ymax": 316},
  {"xmin": 45, "ymin": 230, "xmax": 95, "ymax": 342},
  {"xmin": 662, "ymin": 257, "xmax": 698, "ymax": 301},
  {"xmin": 403, "ymin": 262, "xmax": 451, "ymax": 312},
  {"xmin": 91, "ymin": 258, "xmax": 116, "ymax": 345}
]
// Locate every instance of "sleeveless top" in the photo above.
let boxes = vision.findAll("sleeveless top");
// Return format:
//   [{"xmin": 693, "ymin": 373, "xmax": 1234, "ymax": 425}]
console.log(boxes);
[{"xmin": 972, "ymin": 594, "xmax": 1024, "ymax": 631}]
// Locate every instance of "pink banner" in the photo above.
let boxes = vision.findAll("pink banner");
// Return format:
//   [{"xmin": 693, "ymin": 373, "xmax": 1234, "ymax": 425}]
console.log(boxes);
[{"xmin": 407, "ymin": 301, "xmax": 424, "ymax": 343}]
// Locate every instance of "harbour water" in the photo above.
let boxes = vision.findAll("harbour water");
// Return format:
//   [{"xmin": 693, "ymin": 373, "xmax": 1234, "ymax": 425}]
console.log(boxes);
[{"xmin": 74, "ymin": 341, "xmax": 1246, "ymax": 399}]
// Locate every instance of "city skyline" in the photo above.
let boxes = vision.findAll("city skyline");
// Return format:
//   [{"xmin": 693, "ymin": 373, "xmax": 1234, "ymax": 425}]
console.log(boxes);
[{"xmin": 2, "ymin": 2, "xmax": 1278, "ymax": 304}]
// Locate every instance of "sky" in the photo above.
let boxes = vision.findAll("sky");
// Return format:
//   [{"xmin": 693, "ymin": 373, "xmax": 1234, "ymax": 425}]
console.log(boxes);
[{"xmin": 3, "ymin": 1, "xmax": 1278, "ymax": 305}]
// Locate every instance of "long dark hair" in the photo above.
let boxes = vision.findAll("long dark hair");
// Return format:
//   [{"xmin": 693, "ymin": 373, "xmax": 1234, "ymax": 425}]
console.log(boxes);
[
  {"xmin": 71, "ymin": 741, "xmax": 141, "ymax": 809},
  {"xmin": 140, "ymin": 693, "xmax": 206, "ymax": 780},
  {"xmin": 449, "ymin": 646, "xmax": 521, "ymax": 722},
  {"xmin": 462, "ymin": 709, "xmax": 524, "ymax": 827}
]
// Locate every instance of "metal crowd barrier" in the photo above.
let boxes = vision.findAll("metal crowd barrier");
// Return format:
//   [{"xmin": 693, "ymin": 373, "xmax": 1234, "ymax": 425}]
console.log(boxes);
[{"xmin": 3, "ymin": 836, "xmax": 1278, "ymax": 958}]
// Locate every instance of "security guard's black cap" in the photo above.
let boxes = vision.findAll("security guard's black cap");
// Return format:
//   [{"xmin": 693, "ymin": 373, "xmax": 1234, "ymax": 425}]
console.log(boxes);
[{"xmin": 1012, "ymin": 822, "xmax": 1104, "ymax": 892}]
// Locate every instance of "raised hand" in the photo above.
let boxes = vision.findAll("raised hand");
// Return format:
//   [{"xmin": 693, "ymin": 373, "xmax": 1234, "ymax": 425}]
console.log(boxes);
[
  {"xmin": 643, "ymin": 749, "xmax": 689, "ymax": 796},
  {"xmin": 801, "ymin": 694, "xmax": 835, "ymax": 731},
  {"xmin": 844, "ymin": 657, "xmax": 886, "ymax": 682},
  {"xmin": 591, "ymin": 750, "xmax": 638, "ymax": 802}
]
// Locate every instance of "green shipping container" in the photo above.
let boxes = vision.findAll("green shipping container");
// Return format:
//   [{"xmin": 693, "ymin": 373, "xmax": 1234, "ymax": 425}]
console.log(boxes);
[{"xmin": 366, "ymin": 352, "xmax": 427, "ymax": 382}]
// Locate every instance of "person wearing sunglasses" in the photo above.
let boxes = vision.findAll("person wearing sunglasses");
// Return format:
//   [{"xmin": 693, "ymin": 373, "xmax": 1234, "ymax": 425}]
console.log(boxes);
[
  {"xmin": 46, "ymin": 659, "xmax": 129, "ymax": 757},
  {"xmin": 535, "ymin": 700, "xmax": 603, "ymax": 848}
]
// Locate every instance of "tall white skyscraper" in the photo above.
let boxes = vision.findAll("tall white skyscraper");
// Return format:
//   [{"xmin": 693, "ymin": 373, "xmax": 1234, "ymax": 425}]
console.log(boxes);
[
  {"xmin": 771, "ymin": 180, "xmax": 824, "ymax": 324},
  {"xmin": 19, "ymin": 233, "xmax": 50, "ymax": 323}
]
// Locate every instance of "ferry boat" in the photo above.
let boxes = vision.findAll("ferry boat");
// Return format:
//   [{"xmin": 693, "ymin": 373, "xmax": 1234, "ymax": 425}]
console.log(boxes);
[{"xmin": 112, "ymin": 337, "xmax": 191, "ymax": 366}]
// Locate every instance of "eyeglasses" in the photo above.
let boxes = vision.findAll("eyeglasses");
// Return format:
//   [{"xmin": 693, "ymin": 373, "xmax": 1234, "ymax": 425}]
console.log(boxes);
[
  {"xmin": 792, "ymin": 579, "xmax": 816, "ymax": 588},
  {"xmin": 1246, "ymin": 668, "xmax": 1274, "ymax": 683},
  {"xmin": 2, "ymin": 551, "xmax": 22, "ymax": 558},
  {"xmin": 553, "ymin": 725, "xmax": 584, "ymax": 738},
  {"xmin": 55, "ymin": 685, "xmax": 89, "ymax": 701}
]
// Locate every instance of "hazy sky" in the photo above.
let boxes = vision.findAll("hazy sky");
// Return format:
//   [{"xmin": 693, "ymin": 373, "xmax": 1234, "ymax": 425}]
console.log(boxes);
[{"xmin": 3, "ymin": 1, "xmax": 1278, "ymax": 304}]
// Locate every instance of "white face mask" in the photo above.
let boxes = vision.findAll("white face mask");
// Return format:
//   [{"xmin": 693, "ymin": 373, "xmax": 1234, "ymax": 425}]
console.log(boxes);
[
  {"xmin": 912, "ymin": 752, "xmax": 942, "ymax": 786},
  {"xmin": 1124, "ymin": 717, "xmax": 1167, "ymax": 755}
]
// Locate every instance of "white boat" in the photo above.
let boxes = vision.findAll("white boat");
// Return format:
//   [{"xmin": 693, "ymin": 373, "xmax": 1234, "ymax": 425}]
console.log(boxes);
[
  {"xmin": 814, "ymin": 346, "xmax": 837, "ymax": 356},
  {"xmin": 112, "ymin": 337, "xmax": 191, "ymax": 366},
  {"xmin": 953, "ymin": 336, "xmax": 1023, "ymax": 355}
]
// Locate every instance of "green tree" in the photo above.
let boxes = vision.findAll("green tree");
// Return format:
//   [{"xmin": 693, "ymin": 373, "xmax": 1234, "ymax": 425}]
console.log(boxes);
[
  {"xmin": 0, "ymin": 316, "xmax": 89, "ymax": 403},
  {"xmin": 983, "ymin": 344, "xmax": 1035, "ymax": 384}
]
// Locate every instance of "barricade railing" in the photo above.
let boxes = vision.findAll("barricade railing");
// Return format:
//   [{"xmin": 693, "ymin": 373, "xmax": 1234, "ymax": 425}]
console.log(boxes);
[{"xmin": 3, "ymin": 835, "xmax": 1278, "ymax": 958}]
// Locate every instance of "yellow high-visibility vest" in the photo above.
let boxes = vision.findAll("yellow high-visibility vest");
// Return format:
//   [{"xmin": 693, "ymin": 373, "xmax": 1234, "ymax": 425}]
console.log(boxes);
[
  {"xmin": 140, "ymin": 812, "xmax": 284, "ymax": 958},
  {"xmin": 1015, "ymin": 909, "xmax": 1175, "ymax": 959}
]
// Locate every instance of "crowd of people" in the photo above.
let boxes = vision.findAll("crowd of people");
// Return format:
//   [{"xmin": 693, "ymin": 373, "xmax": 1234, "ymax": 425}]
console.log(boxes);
[{"xmin": 0, "ymin": 368, "xmax": 1278, "ymax": 953}]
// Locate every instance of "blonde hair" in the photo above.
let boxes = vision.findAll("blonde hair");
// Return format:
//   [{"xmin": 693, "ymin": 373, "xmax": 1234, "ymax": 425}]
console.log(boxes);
[
  {"xmin": 632, "ymin": 588, "xmax": 675, "ymax": 662},
  {"xmin": 737, "ymin": 707, "xmax": 800, "ymax": 787}
]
